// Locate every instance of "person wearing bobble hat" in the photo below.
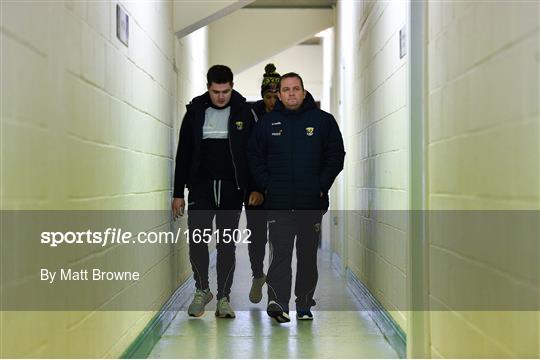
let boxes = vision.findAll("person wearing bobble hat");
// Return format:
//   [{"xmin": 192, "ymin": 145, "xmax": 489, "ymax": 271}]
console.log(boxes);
[
  {"xmin": 245, "ymin": 64, "xmax": 281, "ymax": 304},
  {"xmin": 251, "ymin": 63, "xmax": 281, "ymax": 120}
]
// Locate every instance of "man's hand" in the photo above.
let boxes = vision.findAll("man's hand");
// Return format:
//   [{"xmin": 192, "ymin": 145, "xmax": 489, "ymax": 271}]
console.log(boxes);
[
  {"xmin": 172, "ymin": 198, "xmax": 185, "ymax": 220},
  {"xmin": 248, "ymin": 191, "xmax": 264, "ymax": 206},
  {"xmin": 320, "ymin": 192, "xmax": 324, "ymax": 198}
]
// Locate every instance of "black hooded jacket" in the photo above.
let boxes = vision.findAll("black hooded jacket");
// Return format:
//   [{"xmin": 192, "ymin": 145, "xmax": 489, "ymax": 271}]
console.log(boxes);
[
  {"xmin": 248, "ymin": 92, "xmax": 345, "ymax": 210},
  {"xmin": 173, "ymin": 90, "xmax": 255, "ymax": 198},
  {"xmin": 251, "ymin": 100, "xmax": 267, "ymax": 122}
]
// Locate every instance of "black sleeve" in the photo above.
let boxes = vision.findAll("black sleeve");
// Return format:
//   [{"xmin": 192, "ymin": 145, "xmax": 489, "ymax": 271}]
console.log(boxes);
[
  {"xmin": 244, "ymin": 107, "xmax": 261, "ymax": 193},
  {"xmin": 319, "ymin": 115, "xmax": 346, "ymax": 193},
  {"xmin": 247, "ymin": 118, "xmax": 270, "ymax": 192},
  {"xmin": 173, "ymin": 109, "xmax": 194, "ymax": 198}
]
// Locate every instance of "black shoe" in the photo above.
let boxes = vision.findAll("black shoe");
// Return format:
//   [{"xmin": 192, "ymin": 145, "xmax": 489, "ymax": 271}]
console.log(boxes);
[
  {"xmin": 267, "ymin": 301, "xmax": 290, "ymax": 323},
  {"xmin": 296, "ymin": 308, "xmax": 313, "ymax": 320}
]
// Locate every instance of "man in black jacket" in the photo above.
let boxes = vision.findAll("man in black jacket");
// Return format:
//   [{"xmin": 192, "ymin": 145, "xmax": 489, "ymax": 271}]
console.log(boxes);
[
  {"xmin": 248, "ymin": 72, "xmax": 345, "ymax": 323},
  {"xmin": 246, "ymin": 63, "xmax": 281, "ymax": 304},
  {"xmin": 172, "ymin": 65, "xmax": 263, "ymax": 318}
]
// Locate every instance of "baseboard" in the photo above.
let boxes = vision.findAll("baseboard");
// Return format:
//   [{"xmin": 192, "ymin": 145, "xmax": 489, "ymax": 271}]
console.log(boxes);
[
  {"xmin": 331, "ymin": 251, "xmax": 344, "ymax": 275},
  {"xmin": 346, "ymin": 269, "xmax": 407, "ymax": 359},
  {"xmin": 121, "ymin": 250, "xmax": 217, "ymax": 358},
  {"xmin": 120, "ymin": 276, "xmax": 195, "ymax": 358}
]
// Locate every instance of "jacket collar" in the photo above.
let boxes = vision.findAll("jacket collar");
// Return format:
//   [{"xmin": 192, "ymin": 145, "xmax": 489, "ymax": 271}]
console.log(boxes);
[{"xmin": 274, "ymin": 91, "xmax": 317, "ymax": 115}]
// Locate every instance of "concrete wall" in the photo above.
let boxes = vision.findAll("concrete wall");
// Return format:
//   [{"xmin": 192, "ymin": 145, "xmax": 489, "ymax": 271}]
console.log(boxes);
[
  {"xmin": 174, "ymin": 25, "xmax": 212, "ymax": 262},
  {"xmin": 426, "ymin": 1, "xmax": 539, "ymax": 357},
  {"xmin": 1, "ymin": 1, "xmax": 175, "ymax": 210},
  {"xmin": 0, "ymin": 1, "xmax": 207, "ymax": 357},
  {"xmin": 334, "ymin": 2, "xmax": 539, "ymax": 356},
  {"xmin": 175, "ymin": 26, "xmax": 209, "ymax": 147},
  {"xmin": 333, "ymin": 0, "xmax": 409, "ymax": 331}
]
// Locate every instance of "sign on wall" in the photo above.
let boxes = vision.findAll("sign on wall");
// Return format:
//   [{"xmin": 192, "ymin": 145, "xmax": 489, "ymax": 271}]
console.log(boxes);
[
  {"xmin": 116, "ymin": 4, "xmax": 129, "ymax": 47},
  {"xmin": 399, "ymin": 26, "xmax": 406, "ymax": 59}
]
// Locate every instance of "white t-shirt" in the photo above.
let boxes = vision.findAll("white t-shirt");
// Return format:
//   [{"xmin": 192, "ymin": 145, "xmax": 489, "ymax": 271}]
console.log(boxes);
[{"xmin": 202, "ymin": 106, "xmax": 230, "ymax": 139}]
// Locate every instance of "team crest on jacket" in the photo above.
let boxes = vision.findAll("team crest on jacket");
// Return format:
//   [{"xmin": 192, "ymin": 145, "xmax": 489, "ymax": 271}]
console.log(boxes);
[
  {"xmin": 306, "ymin": 127, "xmax": 314, "ymax": 136},
  {"xmin": 235, "ymin": 121, "xmax": 244, "ymax": 130}
]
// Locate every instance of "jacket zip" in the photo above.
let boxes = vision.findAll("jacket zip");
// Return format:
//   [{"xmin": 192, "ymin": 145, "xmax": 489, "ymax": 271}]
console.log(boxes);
[
  {"xmin": 291, "ymin": 116, "xmax": 296, "ymax": 210},
  {"xmin": 227, "ymin": 113, "xmax": 240, "ymax": 190}
]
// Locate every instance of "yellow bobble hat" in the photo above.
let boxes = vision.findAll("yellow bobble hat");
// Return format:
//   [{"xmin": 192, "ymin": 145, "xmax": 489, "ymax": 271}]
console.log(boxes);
[{"xmin": 261, "ymin": 63, "xmax": 281, "ymax": 97}]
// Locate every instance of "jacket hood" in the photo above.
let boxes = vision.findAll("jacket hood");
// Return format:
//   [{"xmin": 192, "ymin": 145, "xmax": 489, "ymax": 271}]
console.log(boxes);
[
  {"xmin": 252, "ymin": 99, "xmax": 265, "ymax": 112},
  {"xmin": 251, "ymin": 99, "xmax": 266, "ymax": 118},
  {"xmin": 274, "ymin": 91, "xmax": 317, "ymax": 114}
]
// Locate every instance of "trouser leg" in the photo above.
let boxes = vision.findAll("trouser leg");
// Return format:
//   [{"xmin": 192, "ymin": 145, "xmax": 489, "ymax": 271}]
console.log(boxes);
[
  {"xmin": 214, "ymin": 180, "xmax": 243, "ymax": 300},
  {"xmin": 246, "ymin": 205, "xmax": 267, "ymax": 278},
  {"xmin": 266, "ymin": 210, "xmax": 295, "ymax": 312},
  {"xmin": 187, "ymin": 181, "xmax": 215, "ymax": 291},
  {"xmin": 294, "ymin": 211, "xmax": 322, "ymax": 309}
]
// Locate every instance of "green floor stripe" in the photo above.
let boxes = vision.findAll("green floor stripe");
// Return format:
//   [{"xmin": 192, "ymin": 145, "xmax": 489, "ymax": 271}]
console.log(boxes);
[{"xmin": 121, "ymin": 277, "xmax": 195, "ymax": 359}]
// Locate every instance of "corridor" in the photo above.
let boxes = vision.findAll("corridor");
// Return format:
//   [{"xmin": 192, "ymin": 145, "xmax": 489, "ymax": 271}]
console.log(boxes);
[
  {"xmin": 1, "ymin": 0, "xmax": 539, "ymax": 358},
  {"xmin": 149, "ymin": 240, "xmax": 399, "ymax": 358}
]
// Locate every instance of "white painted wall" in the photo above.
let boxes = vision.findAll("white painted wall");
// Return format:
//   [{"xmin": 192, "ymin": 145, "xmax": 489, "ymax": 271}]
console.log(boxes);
[
  {"xmin": 333, "ymin": 0, "xmax": 409, "ymax": 332},
  {"xmin": 426, "ymin": 1, "xmax": 539, "ymax": 357},
  {"xmin": 333, "ymin": 0, "xmax": 539, "ymax": 357},
  {"xmin": 175, "ymin": 26, "xmax": 209, "ymax": 135},
  {"xmin": 0, "ymin": 1, "xmax": 208, "ymax": 357},
  {"xmin": 321, "ymin": 28, "xmax": 334, "ymax": 113},
  {"xmin": 234, "ymin": 44, "xmax": 323, "ymax": 102}
]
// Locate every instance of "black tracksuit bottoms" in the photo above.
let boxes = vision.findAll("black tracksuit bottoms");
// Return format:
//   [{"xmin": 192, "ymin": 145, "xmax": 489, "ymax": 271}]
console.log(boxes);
[
  {"xmin": 245, "ymin": 205, "xmax": 268, "ymax": 279},
  {"xmin": 187, "ymin": 179, "xmax": 243, "ymax": 300},
  {"xmin": 266, "ymin": 210, "xmax": 323, "ymax": 311}
]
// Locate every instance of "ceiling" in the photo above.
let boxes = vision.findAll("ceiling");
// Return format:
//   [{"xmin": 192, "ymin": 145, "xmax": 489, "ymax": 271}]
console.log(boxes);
[
  {"xmin": 246, "ymin": 0, "xmax": 336, "ymax": 9},
  {"xmin": 245, "ymin": 0, "xmax": 332, "ymax": 47}
]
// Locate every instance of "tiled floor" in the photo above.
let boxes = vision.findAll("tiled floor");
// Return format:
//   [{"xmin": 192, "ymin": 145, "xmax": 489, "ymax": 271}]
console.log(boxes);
[{"xmin": 149, "ymin": 224, "xmax": 399, "ymax": 359}]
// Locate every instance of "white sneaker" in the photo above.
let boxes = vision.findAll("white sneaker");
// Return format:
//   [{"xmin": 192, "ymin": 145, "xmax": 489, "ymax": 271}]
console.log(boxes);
[
  {"xmin": 188, "ymin": 289, "xmax": 213, "ymax": 317},
  {"xmin": 215, "ymin": 297, "xmax": 236, "ymax": 318}
]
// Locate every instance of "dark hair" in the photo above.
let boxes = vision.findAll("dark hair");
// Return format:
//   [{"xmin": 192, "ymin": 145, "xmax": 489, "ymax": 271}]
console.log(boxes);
[
  {"xmin": 279, "ymin": 72, "xmax": 304, "ymax": 91},
  {"xmin": 207, "ymin": 65, "xmax": 233, "ymax": 85}
]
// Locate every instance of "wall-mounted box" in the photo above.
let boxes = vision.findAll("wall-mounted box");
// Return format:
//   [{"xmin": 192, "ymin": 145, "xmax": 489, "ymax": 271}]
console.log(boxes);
[
  {"xmin": 399, "ymin": 26, "xmax": 406, "ymax": 59},
  {"xmin": 116, "ymin": 4, "xmax": 129, "ymax": 46}
]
